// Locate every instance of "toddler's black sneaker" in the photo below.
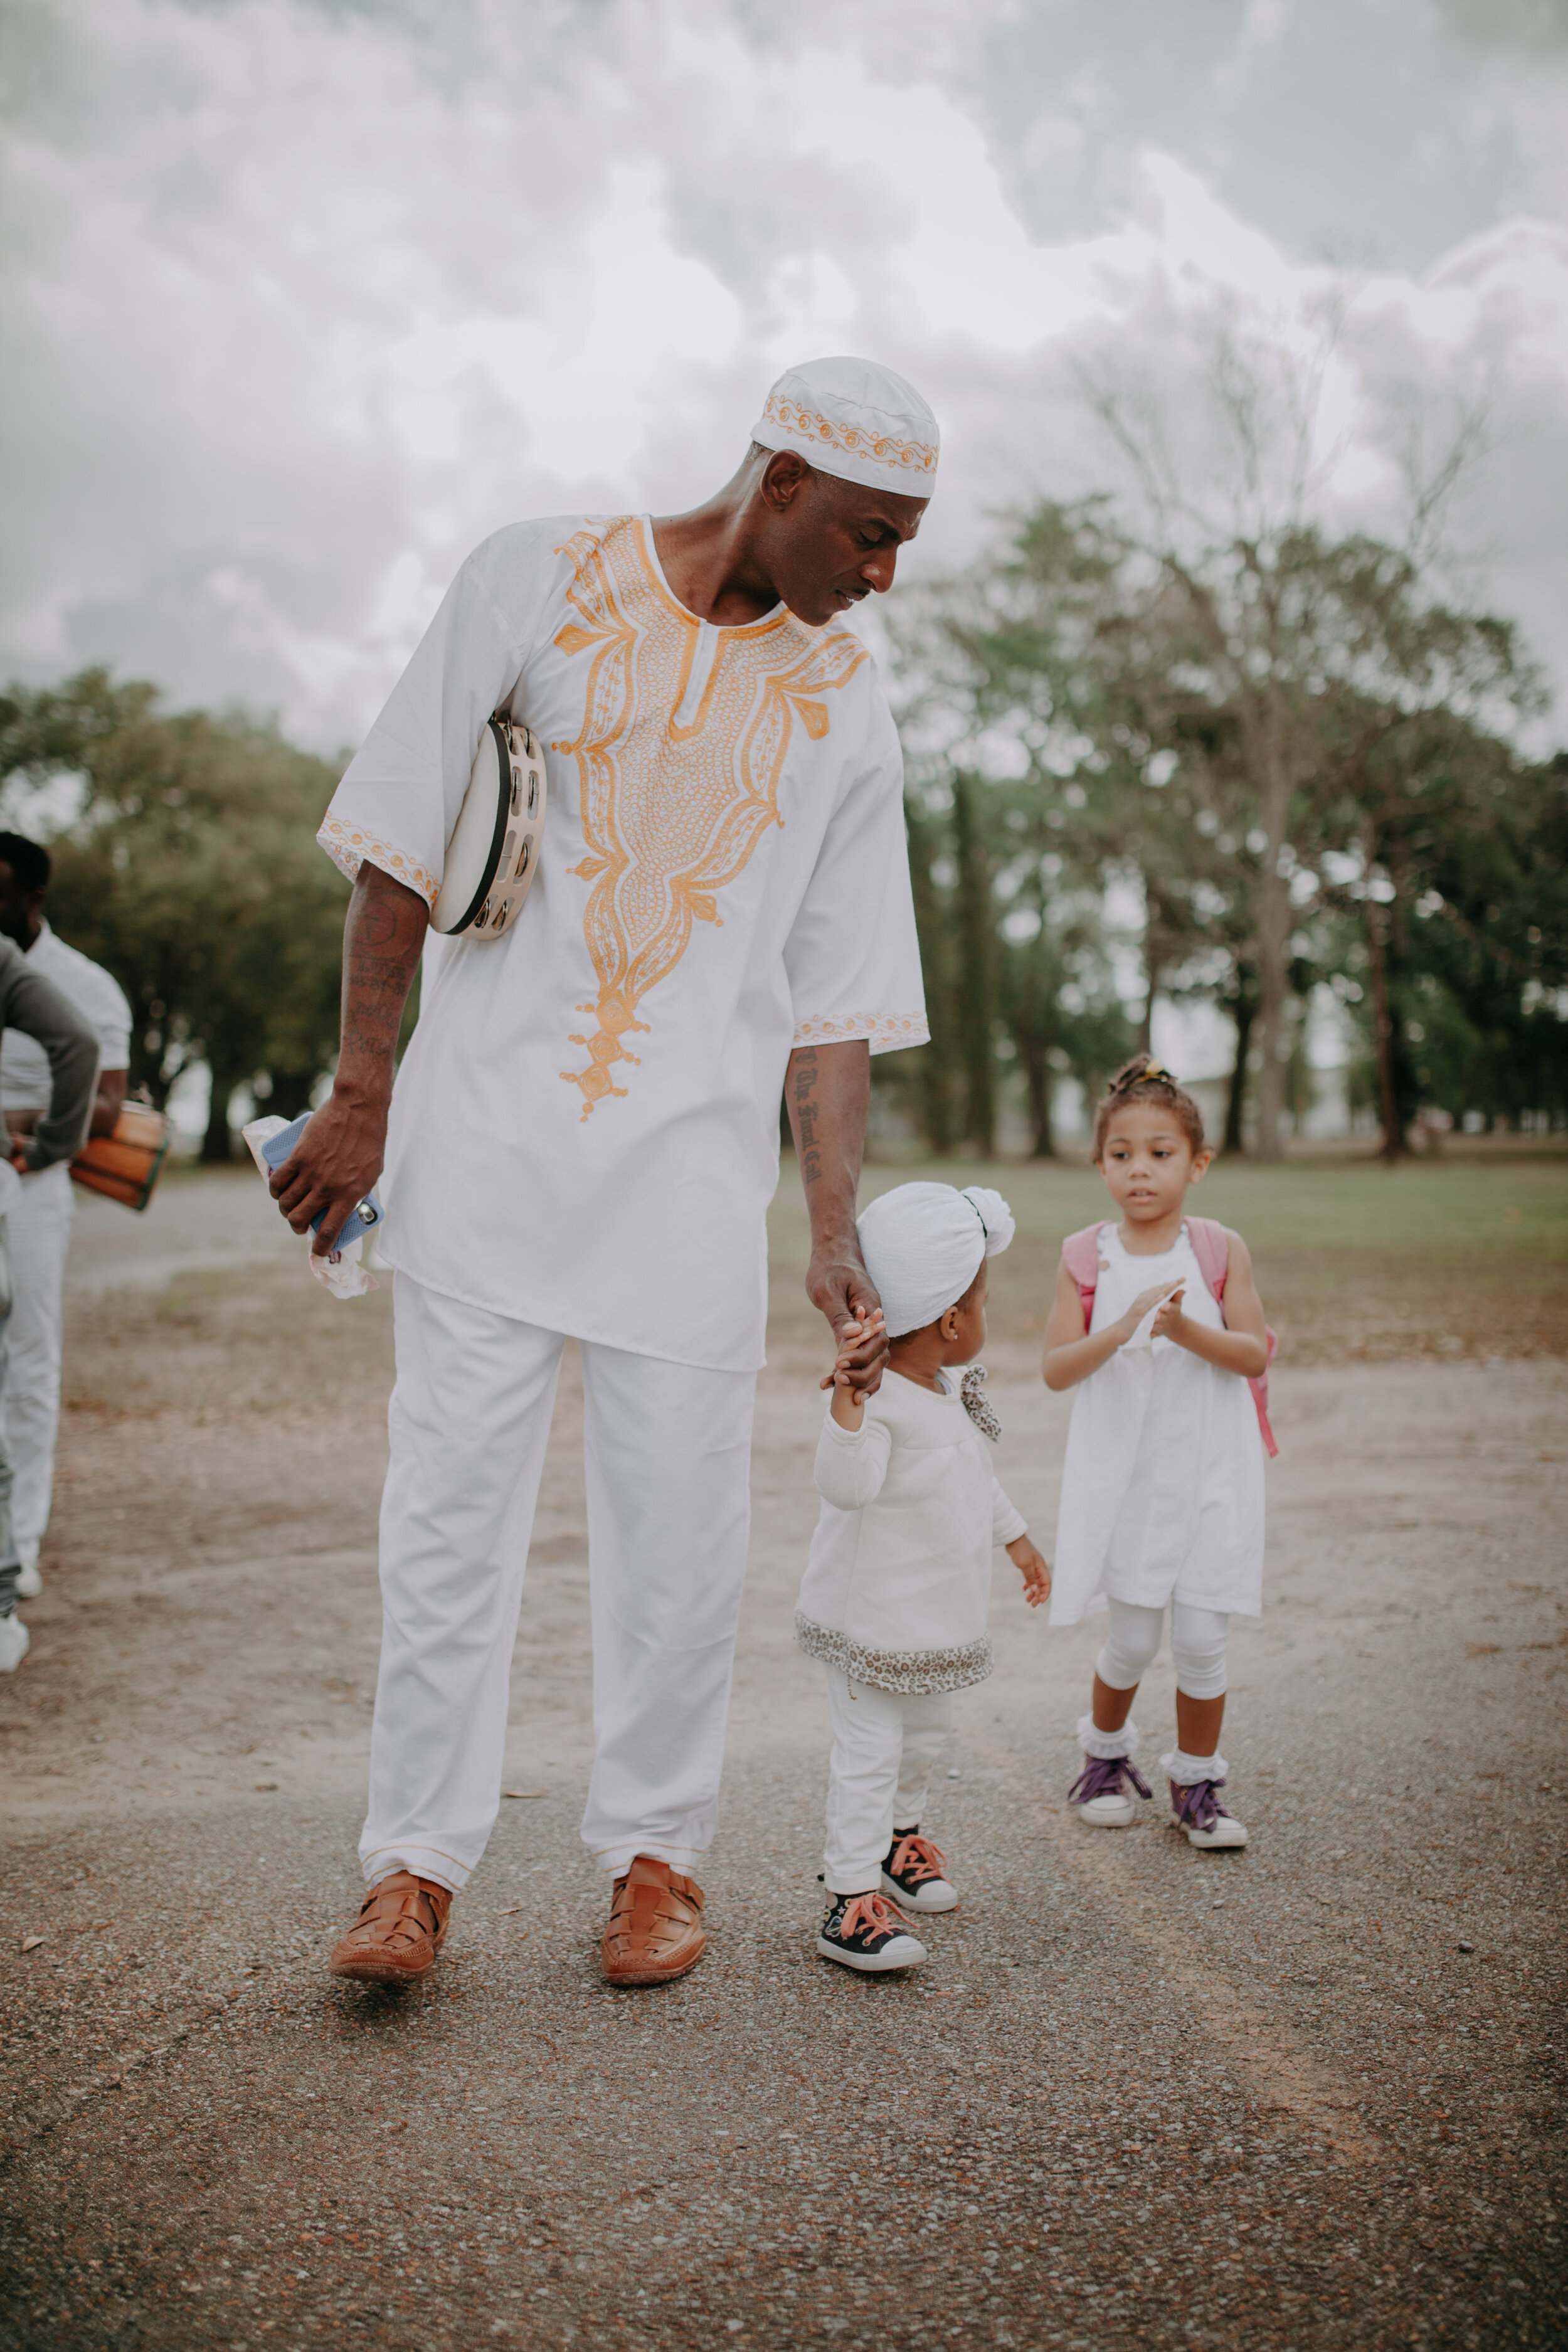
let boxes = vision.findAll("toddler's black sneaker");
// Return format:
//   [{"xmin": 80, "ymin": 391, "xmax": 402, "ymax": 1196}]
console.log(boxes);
[
  {"xmin": 816, "ymin": 1891, "xmax": 928, "ymax": 1974},
  {"xmin": 881, "ymin": 1828, "xmax": 959, "ymax": 1912}
]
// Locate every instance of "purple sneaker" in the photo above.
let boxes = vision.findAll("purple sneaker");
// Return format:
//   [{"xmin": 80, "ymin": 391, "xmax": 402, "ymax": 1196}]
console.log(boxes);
[
  {"xmin": 1067, "ymin": 1752, "xmax": 1153, "ymax": 1828},
  {"xmin": 1170, "ymin": 1776, "xmax": 1248, "ymax": 1849}
]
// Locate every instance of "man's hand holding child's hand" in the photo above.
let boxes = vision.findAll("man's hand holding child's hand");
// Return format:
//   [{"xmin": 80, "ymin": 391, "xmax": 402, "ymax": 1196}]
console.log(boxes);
[
  {"xmin": 827, "ymin": 1309, "xmax": 885, "ymax": 1429},
  {"xmin": 1007, "ymin": 1534, "xmax": 1051, "ymax": 1606}
]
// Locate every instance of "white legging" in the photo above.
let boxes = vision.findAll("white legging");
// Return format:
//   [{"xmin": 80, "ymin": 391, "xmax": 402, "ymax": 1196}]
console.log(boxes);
[
  {"xmin": 1096, "ymin": 1598, "xmax": 1229, "ymax": 1702},
  {"xmin": 821, "ymin": 1667, "xmax": 954, "ymax": 1897}
]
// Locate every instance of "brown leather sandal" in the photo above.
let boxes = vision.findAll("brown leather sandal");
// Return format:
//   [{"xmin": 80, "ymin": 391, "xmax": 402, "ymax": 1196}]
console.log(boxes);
[
  {"xmin": 600, "ymin": 1855, "xmax": 707, "ymax": 1986},
  {"xmin": 328, "ymin": 1870, "xmax": 452, "ymax": 1984}
]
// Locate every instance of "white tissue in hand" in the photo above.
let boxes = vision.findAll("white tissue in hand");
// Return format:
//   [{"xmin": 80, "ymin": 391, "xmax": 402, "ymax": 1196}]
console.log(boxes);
[{"xmin": 310, "ymin": 1239, "xmax": 376, "ymax": 1300}]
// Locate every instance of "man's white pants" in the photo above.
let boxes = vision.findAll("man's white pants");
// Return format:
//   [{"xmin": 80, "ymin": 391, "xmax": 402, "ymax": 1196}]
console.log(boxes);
[
  {"xmin": 0, "ymin": 1166, "xmax": 73, "ymax": 1565},
  {"xmin": 822, "ymin": 1663, "xmax": 955, "ymax": 1896},
  {"xmin": 361, "ymin": 1276, "xmax": 756, "ymax": 1894}
]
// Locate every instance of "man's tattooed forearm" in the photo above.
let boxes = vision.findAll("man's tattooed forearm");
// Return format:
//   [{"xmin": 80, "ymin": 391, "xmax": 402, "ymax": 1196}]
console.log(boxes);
[
  {"xmin": 353, "ymin": 878, "xmax": 427, "ymax": 954},
  {"xmin": 342, "ymin": 993, "xmax": 404, "ymax": 1044},
  {"xmin": 337, "ymin": 864, "xmax": 428, "ymax": 1086},
  {"xmin": 355, "ymin": 955, "xmax": 418, "ymax": 996},
  {"xmin": 790, "ymin": 1048, "xmax": 822, "ymax": 1184}
]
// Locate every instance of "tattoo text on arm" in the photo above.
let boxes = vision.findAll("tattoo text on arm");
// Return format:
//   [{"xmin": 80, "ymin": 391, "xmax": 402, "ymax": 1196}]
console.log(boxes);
[
  {"xmin": 791, "ymin": 1046, "xmax": 822, "ymax": 1187},
  {"xmin": 339, "ymin": 869, "xmax": 428, "ymax": 1084}
]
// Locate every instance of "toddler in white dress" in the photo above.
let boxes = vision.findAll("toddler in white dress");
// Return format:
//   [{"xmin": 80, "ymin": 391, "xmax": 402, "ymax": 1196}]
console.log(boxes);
[
  {"xmin": 1043, "ymin": 1059, "xmax": 1273, "ymax": 1851},
  {"xmin": 796, "ymin": 1182, "xmax": 1051, "ymax": 1973}
]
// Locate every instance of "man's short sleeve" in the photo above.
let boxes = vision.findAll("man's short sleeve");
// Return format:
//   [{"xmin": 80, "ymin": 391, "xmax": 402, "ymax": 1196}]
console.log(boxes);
[
  {"xmin": 81, "ymin": 961, "xmax": 131, "ymax": 1069},
  {"xmin": 317, "ymin": 526, "xmax": 559, "ymax": 909},
  {"xmin": 0, "ymin": 937, "xmax": 131, "ymax": 1115},
  {"xmin": 784, "ymin": 684, "xmax": 929, "ymax": 1056}
]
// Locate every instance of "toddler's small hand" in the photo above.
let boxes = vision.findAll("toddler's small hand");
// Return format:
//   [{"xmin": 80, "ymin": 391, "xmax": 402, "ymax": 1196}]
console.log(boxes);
[
  {"xmin": 821, "ymin": 1306, "xmax": 886, "ymax": 1392},
  {"xmin": 1007, "ymin": 1535, "xmax": 1051, "ymax": 1606}
]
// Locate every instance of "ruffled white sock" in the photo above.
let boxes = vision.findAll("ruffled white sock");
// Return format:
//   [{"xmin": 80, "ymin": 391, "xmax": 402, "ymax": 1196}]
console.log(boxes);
[
  {"xmin": 1078, "ymin": 1710, "xmax": 1140, "ymax": 1762},
  {"xmin": 1161, "ymin": 1746, "xmax": 1229, "ymax": 1786}
]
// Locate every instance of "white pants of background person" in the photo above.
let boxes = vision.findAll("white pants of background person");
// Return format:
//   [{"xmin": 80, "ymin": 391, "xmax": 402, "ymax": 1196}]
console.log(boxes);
[
  {"xmin": 361, "ymin": 1276, "xmax": 757, "ymax": 1893},
  {"xmin": 0, "ymin": 1214, "xmax": 23, "ymax": 1623},
  {"xmin": 820, "ymin": 1664, "xmax": 954, "ymax": 1896},
  {"xmin": 0, "ymin": 1163, "xmax": 73, "ymax": 1574}
]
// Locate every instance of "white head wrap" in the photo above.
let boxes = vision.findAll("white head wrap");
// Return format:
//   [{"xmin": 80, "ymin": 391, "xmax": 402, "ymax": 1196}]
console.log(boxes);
[
  {"xmin": 856, "ymin": 1182, "xmax": 1015, "ymax": 1339},
  {"xmin": 749, "ymin": 356, "xmax": 939, "ymax": 497}
]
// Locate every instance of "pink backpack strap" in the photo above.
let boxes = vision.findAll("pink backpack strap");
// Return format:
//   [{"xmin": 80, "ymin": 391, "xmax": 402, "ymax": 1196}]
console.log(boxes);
[
  {"xmin": 1061, "ymin": 1222, "xmax": 1108, "ymax": 1331},
  {"xmin": 1184, "ymin": 1216, "xmax": 1279, "ymax": 1459},
  {"xmin": 1185, "ymin": 1214, "xmax": 1230, "ymax": 1303}
]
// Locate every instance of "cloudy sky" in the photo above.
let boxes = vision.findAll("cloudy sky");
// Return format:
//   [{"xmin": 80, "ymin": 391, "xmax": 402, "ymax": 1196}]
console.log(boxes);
[{"xmin": 4, "ymin": 0, "xmax": 1568, "ymax": 751}]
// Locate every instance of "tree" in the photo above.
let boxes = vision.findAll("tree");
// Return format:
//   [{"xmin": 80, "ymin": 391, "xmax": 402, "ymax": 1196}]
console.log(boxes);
[
  {"xmin": 996, "ymin": 913, "xmax": 1135, "ymax": 1158},
  {"xmin": 886, "ymin": 504, "xmax": 1159, "ymax": 1155},
  {"xmin": 904, "ymin": 487, "xmax": 1537, "ymax": 1160},
  {"xmin": 950, "ymin": 775, "xmax": 998, "ymax": 1152},
  {"xmin": 1059, "ymin": 314, "xmax": 1537, "ymax": 1155},
  {"xmin": 1324, "ymin": 730, "xmax": 1568, "ymax": 1146},
  {"xmin": 0, "ymin": 669, "xmax": 348, "ymax": 1157},
  {"xmin": 896, "ymin": 800, "xmax": 960, "ymax": 1153}
]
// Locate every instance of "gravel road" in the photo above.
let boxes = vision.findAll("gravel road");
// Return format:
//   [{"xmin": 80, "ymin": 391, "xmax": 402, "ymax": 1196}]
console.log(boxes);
[{"xmin": 0, "ymin": 1177, "xmax": 1564, "ymax": 2350}]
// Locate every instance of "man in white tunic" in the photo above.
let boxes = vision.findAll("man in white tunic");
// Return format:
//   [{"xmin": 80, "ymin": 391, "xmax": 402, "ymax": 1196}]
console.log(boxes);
[
  {"xmin": 0, "ymin": 835, "xmax": 132, "ymax": 1594},
  {"xmin": 272, "ymin": 358, "xmax": 936, "ymax": 1988}
]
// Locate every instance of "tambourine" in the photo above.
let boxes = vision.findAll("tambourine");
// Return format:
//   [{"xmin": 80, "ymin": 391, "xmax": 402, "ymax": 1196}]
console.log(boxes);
[{"xmin": 430, "ymin": 714, "xmax": 548, "ymax": 940}]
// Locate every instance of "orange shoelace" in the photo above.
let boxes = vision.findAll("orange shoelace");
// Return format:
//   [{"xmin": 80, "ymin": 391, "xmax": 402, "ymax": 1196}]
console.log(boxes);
[
  {"xmin": 887, "ymin": 1833, "xmax": 947, "ymax": 1885},
  {"xmin": 837, "ymin": 1892, "xmax": 910, "ymax": 1943}
]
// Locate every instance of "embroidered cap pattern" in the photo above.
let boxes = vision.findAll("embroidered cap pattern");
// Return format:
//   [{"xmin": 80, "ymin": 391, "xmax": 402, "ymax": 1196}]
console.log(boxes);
[{"xmin": 762, "ymin": 391, "xmax": 938, "ymax": 481}]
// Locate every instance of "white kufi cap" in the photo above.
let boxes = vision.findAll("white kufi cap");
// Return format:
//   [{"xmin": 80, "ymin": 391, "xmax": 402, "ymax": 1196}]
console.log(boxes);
[
  {"xmin": 856, "ymin": 1182, "xmax": 1015, "ymax": 1340},
  {"xmin": 750, "ymin": 356, "xmax": 939, "ymax": 497}
]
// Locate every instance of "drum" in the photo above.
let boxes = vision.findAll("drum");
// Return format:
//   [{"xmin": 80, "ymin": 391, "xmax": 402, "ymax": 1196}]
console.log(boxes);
[
  {"xmin": 430, "ymin": 714, "xmax": 548, "ymax": 939},
  {"xmin": 69, "ymin": 1101, "xmax": 171, "ymax": 1212}
]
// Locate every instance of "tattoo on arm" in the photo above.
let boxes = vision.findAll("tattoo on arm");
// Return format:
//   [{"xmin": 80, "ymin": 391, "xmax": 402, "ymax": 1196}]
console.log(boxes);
[
  {"xmin": 788, "ymin": 1039, "xmax": 869, "ymax": 1254},
  {"xmin": 356, "ymin": 892, "xmax": 406, "ymax": 951},
  {"xmin": 338, "ymin": 865, "xmax": 428, "ymax": 1091},
  {"xmin": 790, "ymin": 1047, "xmax": 822, "ymax": 1185},
  {"xmin": 788, "ymin": 1041, "xmax": 879, "ymax": 1367}
]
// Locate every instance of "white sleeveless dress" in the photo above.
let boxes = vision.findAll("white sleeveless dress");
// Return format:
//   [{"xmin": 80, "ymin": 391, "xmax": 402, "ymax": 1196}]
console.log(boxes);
[{"xmin": 1049, "ymin": 1222, "xmax": 1266, "ymax": 1626}]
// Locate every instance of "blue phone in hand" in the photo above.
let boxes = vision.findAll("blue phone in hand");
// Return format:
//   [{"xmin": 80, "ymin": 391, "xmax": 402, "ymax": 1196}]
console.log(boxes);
[{"xmin": 259, "ymin": 1113, "xmax": 383, "ymax": 1253}]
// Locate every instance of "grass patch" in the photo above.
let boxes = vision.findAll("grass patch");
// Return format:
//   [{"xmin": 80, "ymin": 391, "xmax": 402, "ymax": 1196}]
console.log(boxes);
[
  {"xmin": 767, "ymin": 1151, "xmax": 1568, "ymax": 1369},
  {"xmin": 65, "ymin": 1152, "xmax": 1568, "ymax": 1419}
]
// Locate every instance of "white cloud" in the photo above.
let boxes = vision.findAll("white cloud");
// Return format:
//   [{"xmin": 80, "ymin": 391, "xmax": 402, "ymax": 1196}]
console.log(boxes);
[{"xmin": 2, "ymin": 0, "xmax": 1566, "ymax": 750}]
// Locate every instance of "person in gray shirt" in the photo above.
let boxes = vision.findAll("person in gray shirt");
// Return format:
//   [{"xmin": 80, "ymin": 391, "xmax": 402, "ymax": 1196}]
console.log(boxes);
[{"xmin": 0, "ymin": 938, "xmax": 99, "ymax": 1670}]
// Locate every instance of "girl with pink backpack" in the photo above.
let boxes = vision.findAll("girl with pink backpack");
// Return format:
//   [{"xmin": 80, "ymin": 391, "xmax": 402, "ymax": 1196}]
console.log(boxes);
[{"xmin": 1042, "ymin": 1059, "xmax": 1276, "ymax": 1851}]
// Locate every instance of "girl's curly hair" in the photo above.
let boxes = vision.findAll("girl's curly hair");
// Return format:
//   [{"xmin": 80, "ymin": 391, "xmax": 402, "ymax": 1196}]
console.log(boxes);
[{"xmin": 1092, "ymin": 1056, "xmax": 1206, "ymax": 1160}]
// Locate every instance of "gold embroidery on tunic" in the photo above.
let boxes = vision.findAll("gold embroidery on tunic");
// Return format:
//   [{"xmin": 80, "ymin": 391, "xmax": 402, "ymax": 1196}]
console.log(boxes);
[
  {"xmin": 317, "ymin": 817, "xmax": 439, "ymax": 910},
  {"xmin": 551, "ymin": 517, "xmax": 869, "ymax": 1117},
  {"xmin": 790, "ymin": 1010, "xmax": 928, "ymax": 1050}
]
